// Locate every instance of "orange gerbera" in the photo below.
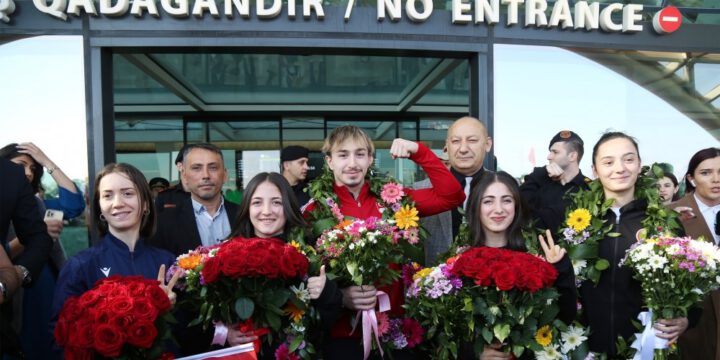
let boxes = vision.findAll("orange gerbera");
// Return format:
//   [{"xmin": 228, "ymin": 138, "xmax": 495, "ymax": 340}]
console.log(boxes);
[
  {"xmin": 335, "ymin": 219, "xmax": 353, "ymax": 230},
  {"xmin": 178, "ymin": 254, "xmax": 202, "ymax": 270},
  {"xmin": 284, "ymin": 302, "xmax": 305, "ymax": 323}
]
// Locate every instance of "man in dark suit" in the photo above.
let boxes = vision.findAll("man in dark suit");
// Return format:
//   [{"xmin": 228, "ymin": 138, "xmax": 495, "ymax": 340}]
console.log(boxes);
[
  {"xmin": 0, "ymin": 158, "xmax": 52, "ymax": 356},
  {"xmin": 418, "ymin": 116, "xmax": 493, "ymax": 265},
  {"xmin": 148, "ymin": 144, "xmax": 239, "ymax": 355},
  {"xmin": 150, "ymin": 143, "xmax": 238, "ymax": 256}
]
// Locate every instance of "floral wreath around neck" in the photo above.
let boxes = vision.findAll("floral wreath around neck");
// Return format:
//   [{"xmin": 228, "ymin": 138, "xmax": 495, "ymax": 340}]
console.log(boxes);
[
  {"xmin": 306, "ymin": 164, "xmax": 425, "ymax": 249},
  {"xmin": 559, "ymin": 163, "xmax": 682, "ymax": 285}
]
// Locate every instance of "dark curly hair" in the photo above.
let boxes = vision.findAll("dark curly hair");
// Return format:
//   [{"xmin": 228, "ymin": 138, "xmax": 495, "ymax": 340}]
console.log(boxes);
[{"xmin": 0, "ymin": 143, "xmax": 43, "ymax": 193}]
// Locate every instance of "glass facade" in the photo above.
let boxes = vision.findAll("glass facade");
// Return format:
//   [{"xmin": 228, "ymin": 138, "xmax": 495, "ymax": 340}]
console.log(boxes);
[{"xmin": 111, "ymin": 46, "xmax": 718, "ymax": 190}]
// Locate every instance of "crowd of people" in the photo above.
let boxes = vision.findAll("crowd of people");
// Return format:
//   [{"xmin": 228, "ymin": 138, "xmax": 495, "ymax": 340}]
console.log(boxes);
[{"xmin": 0, "ymin": 119, "xmax": 718, "ymax": 360}]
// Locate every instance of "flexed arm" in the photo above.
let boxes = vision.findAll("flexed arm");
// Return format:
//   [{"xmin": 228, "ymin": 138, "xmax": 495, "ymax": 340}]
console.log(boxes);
[{"xmin": 401, "ymin": 140, "xmax": 465, "ymax": 216}]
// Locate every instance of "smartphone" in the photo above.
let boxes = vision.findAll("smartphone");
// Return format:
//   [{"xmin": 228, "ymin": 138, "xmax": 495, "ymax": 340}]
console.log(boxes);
[{"xmin": 44, "ymin": 209, "xmax": 64, "ymax": 221}]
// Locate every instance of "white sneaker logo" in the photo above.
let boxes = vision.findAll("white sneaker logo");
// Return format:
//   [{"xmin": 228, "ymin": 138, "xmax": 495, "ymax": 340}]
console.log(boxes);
[{"xmin": 100, "ymin": 267, "xmax": 111, "ymax": 277}]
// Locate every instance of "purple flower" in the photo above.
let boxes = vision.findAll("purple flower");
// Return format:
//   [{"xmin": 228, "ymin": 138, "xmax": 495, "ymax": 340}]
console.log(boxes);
[{"xmin": 391, "ymin": 203, "xmax": 402, "ymax": 212}]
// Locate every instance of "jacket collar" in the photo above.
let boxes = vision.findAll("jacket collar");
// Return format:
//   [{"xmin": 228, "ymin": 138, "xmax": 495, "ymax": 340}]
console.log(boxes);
[{"xmin": 103, "ymin": 232, "xmax": 146, "ymax": 256}]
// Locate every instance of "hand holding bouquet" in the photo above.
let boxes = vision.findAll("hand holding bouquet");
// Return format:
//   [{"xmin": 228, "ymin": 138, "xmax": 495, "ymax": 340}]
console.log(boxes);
[
  {"xmin": 449, "ymin": 247, "xmax": 560, "ymax": 358},
  {"xmin": 621, "ymin": 236, "xmax": 720, "ymax": 359},
  {"xmin": 169, "ymin": 237, "xmax": 315, "ymax": 359}
]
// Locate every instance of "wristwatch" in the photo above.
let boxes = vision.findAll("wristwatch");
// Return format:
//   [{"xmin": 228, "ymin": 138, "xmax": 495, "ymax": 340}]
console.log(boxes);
[{"xmin": 15, "ymin": 265, "xmax": 31, "ymax": 285}]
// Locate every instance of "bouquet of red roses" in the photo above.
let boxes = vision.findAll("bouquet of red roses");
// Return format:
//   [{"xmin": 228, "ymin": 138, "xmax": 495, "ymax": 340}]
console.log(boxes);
[
  {"xmin": 449, "ymin": 247, "xmax": 560, "ymax": 358},
  {"xmin": 176, "ymin": 237, "xmax": 314, "ymax": 359},
  {"xmin": 54, "ymin": 275, "xmax": 174, "ymax": 360}
]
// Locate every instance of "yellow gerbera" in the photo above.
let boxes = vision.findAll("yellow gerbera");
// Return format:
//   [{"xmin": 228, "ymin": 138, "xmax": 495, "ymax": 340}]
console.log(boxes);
[
  {"xmin": 566, "ymin": 208, "xmax": 591, "ymax": 232},
  {"xmin": 395, "ymin": 205, "xmax": 419, "ymax": 230},
  {"xmin": 412, "ymin": 268, "xmax": 433, "ymax": 281},
  {"xmin": 535, "ymin": 325, "xmax": 553, "ymax": 347},
  {"xmin": 178, "ymin": 254, "xmax": 202, "ymax": 270},
  {"xmin": 284, "ymin": 302, "xmax": 305, "ymax": 323},
  {"xmin": 290, "ymin": 240, "xmax": 303, "ymax": 252}
]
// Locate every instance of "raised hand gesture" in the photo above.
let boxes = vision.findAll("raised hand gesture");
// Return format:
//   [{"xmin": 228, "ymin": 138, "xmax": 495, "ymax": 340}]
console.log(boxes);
[
  {"xmin": 538, "ymin": 229, "xmax": 566, "ymax": 264},
  {"xmin": 307, "ymin": 265, "xmax": 326, "ymax": 300},
  {"xmin": 389, "ymin": 138, "xmax": 419, "ymax": 159},
  {"xmin": 157, "ymin": 264, "xmax": 180, "ymax": 305}
]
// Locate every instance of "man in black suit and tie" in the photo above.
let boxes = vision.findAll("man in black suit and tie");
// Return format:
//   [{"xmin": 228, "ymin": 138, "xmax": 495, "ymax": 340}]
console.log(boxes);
[
  {"xmin": 417, "ymin": 116, "xmax": 493, "ymax": 265},
  {"xmin": 0, "ymin": 158, "xmax": 52, "ymax": 356}
]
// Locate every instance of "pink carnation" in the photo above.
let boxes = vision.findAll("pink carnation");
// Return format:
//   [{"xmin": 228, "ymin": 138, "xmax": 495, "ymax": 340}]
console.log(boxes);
[{"xmin": 381, "ymin": 183, "xmax": 404, "ymax": 204}]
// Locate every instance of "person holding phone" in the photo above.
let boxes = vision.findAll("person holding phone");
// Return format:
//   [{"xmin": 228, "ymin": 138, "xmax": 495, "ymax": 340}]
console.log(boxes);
[{"xmin": 0, "ymin": 143, "xmax": 69, "ymax": 360}]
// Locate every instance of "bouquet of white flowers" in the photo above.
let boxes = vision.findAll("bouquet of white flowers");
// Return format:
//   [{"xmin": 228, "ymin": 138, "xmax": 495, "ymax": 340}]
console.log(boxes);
[{"xmin": 621, "ymin": 236, "xmax": 720, "ymax": 359}]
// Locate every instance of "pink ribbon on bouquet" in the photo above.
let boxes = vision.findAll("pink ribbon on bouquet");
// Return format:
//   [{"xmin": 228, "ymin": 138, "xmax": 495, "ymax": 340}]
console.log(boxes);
[{"xmin": 350, "ymin": 290, "xmax": 391, "ymax": 360}]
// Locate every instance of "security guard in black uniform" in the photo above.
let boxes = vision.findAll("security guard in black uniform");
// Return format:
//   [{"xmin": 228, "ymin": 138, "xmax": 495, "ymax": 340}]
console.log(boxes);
[{"xmin": 520, "ymin": 130, "xmax": 591, "ymax": 234}]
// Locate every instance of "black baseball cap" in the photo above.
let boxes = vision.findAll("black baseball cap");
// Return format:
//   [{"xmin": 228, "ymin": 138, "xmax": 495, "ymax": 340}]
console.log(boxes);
[
  {"xmin": 149, "ymin": 177, "xmax": 170, "ymax": 189},
  {"xmin": 281, "ymin": 145, "xmax": 309, "ymax": 162},
  {"xmin": 549, "ymin": 130, "xmax": 583, "ymax": 150}
]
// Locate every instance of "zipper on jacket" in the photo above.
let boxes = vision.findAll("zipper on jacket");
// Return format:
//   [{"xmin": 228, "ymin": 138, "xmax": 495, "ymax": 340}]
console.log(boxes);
[
  {"xmin": 130, "ymin": 251, "xmax": 137, "ymax": 275},
  {"xmin": 609, "ymin": 212, "xmax": 621, "ymax": 354}
]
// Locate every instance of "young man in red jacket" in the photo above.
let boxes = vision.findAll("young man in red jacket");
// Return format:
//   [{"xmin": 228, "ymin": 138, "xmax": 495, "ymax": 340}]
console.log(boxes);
[{"xmin": 303, "ymin": 125, "xmax": 464, "ymax": 359}]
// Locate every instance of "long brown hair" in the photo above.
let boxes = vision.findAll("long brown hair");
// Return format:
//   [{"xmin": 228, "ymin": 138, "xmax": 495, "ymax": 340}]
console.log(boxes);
[
  {"xmin": 465, "ymin": 171, "xmax": 528, "ymax": 251},
  {"xmin": 93, "ymin": 163, "xmax": 156, "ymax": 239},
  {"xmin": 230, "ymin": 172, "xmax": 309, "ymax": 239}
]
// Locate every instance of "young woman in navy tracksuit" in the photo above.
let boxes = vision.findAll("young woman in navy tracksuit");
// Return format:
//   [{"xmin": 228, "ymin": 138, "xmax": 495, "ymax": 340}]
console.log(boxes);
[{"xmin": 51, "ymin": 163, "xmax": 177, "ymax": 351}]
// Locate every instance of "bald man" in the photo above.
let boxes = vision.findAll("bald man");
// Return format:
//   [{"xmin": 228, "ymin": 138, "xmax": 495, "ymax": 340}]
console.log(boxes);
[{"xmin": 416, "ymin": 116, "xmax": 494, "ymax": 265}]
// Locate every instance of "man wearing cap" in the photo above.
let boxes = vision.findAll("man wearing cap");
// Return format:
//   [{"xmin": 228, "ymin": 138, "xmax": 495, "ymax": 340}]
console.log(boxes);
[
  {"xmin": 148, "ymin": 177, "xmax": 170, "ymax": 200},
  {"xmin": 155, "ymin": 144, "xmax": 191, "ymax": 212},
  {"xmin": 520, "ymin": 130, "xmax": 590, "ymax": 234},
  {"xmin": 280, "ymin": 145, "xmax": 311, "ymax": 207}
]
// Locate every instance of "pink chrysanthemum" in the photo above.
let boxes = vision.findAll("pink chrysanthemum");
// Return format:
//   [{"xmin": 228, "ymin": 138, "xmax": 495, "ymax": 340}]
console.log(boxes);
[{"xmin": 381, "ymin": 183, "xmax": 405, "ymax": 204}]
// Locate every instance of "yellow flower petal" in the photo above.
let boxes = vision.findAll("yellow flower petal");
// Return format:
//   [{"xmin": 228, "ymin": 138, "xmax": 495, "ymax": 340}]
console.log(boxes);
[{"xmin": 566, "ymin": 208, "xmax": 591, "ymax": 232}]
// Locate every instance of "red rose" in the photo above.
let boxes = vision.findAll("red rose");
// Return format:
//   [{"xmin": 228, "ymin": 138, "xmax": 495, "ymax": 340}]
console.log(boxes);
[
  {"xmin": 54, "ymin": 318, "xmax": 69, "ymax": 346},
  {"xmin": 127, "ymin": 320, "xmax": 158, "ymax": 349},
  {"xmin": 493, "ymin": 266, "xmax": 516, "ymax": 291},
  {"xmin": 68, "ymin": 320, "xmax": 95, "ymax": 348},
  {"xmin": 222, "ymin": 253, "xmax": 248, "ymax": 278},
  {"xmin": 146, "ymin": 284, "xmax": 172, "ymax": 314},
  {"xmin": 132, "ymin": 298, "xmax": 159, "ymax": 321},
  {"xmin": 158, "ymin": 352, "xmax": 175, "ymax": 360},
  {"xmin": 95, "ymin": 308, "xmax": 113, "ymax": 324},
  {"xmin": 126, "ymin": 281, "xmax": 147, "ymax": 297},
  {"xmin": 110, "ymin": 295, "xmax": 134, "ymax": 316},
  {"xmin": 65, "ymin": 347, "xmax": 93, "ymax": 360},
  {"xmin": 202, "ymin": 257, "xmax": 221, "ymax": 284},
  {"xmin": 93, "ymin": 324, "xmax": 126, "ymax": 357},
  {"xmin": 61, "ymin": 297, "xmax": 84, "ymax": 321},
  {"xmin": 112, "ymin": 313, "xmax": 136, "ymax": 328},
  {"xmin": 77, "ymin": 289, "xmax": 102, "ymax": 308}
]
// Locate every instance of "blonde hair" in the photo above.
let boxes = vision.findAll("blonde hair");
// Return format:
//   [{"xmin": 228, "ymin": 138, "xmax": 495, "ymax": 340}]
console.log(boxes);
[{"xmin": 322, "ymin": 125, "xmax": 375, "ymax": 155}]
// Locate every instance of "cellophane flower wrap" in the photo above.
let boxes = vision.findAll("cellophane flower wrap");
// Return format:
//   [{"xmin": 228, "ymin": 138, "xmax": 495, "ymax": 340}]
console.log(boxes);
[
  {"xmin": 620, "ymin": 236, "xmax": 720, "ymax": 358},
  {"xmin": 403, "ymin": 260, "xmax": 470, "ymax": 359},
  {"xmin": 54, "ymin": 275, "xmax": 175, "ymax": 360},
  {"xmin": 449, "ymin": 247, "xmax": 561, "ymax": 358},
  {"xmin": 169, "ymin": 237, "xmax": 316, "ymax": 359}
]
